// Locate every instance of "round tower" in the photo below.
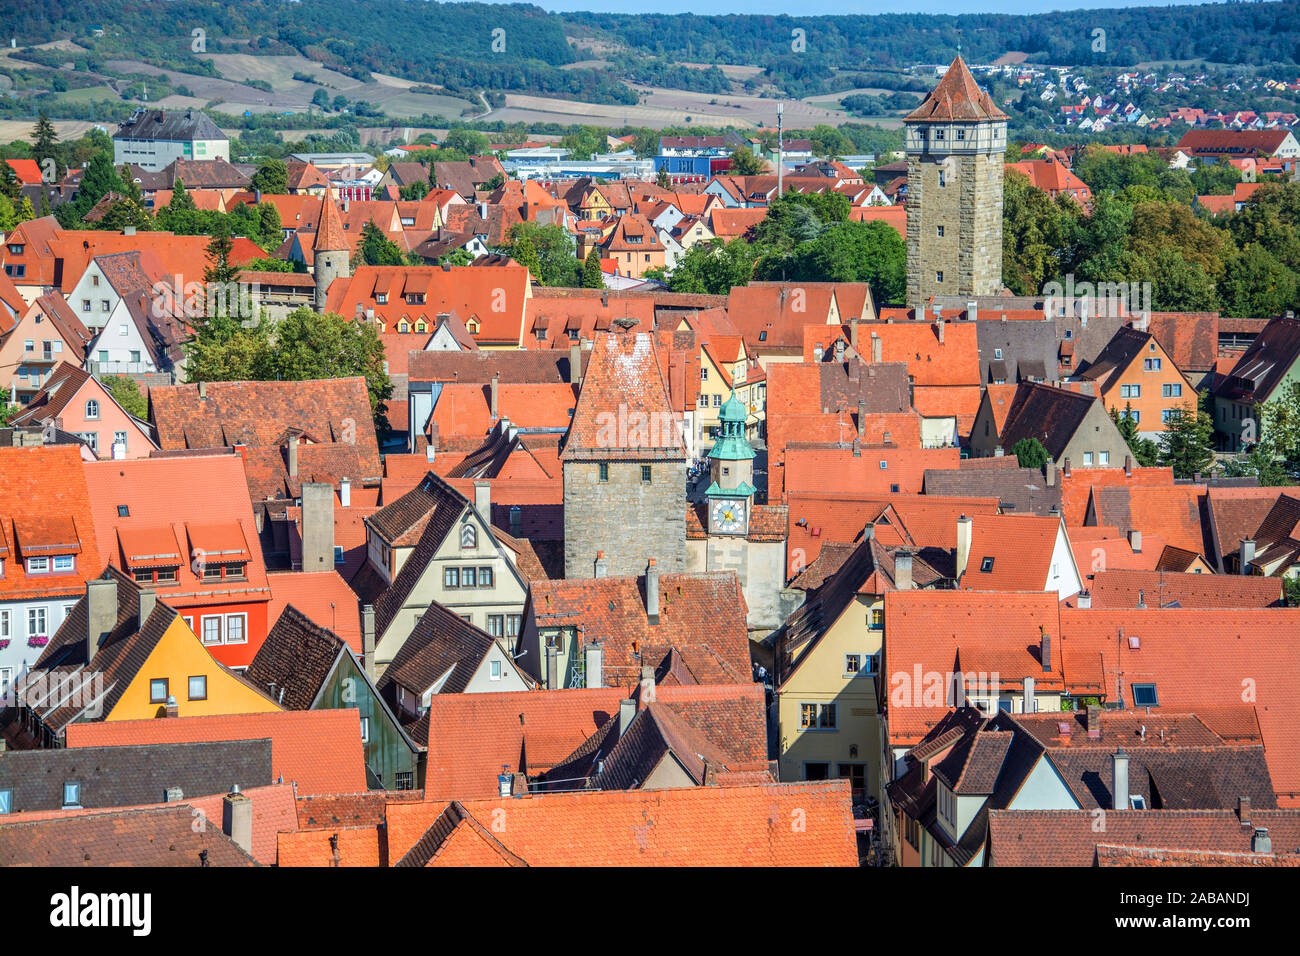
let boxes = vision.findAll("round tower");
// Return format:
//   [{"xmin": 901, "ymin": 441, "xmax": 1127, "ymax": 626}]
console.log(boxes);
[{"xmin": 313, "ymin": 190, "xmax": 351, "ymax": 312}]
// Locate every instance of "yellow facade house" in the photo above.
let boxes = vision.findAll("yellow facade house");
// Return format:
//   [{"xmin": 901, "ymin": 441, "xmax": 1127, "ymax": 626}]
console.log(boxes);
[
  {"xmin": 773, "ymin": 532, "xmax": 941, "ymax": 806},
  {"xmin": 13, "ymin": 569, "xmax": 280, "ymax": 746}
]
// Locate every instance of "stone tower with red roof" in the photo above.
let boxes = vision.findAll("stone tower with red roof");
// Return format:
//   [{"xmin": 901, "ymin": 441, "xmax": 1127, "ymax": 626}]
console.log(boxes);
[
  {"xmin": 313, "ymin": 189, "xmax": 350, "ymax": 312},
  {"xmin": 561, "ymin": 330, "xmax": 687, "ymax": 578},
  {"xmin": 904, "ymin": 55, "xmax": 1008, "ymax": 312}
]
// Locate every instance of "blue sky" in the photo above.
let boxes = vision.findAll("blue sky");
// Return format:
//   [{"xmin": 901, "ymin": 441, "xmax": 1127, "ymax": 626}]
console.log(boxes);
[{"xmin": 522, "ymin": 0, "xmax": 1223, "ymax": 15}]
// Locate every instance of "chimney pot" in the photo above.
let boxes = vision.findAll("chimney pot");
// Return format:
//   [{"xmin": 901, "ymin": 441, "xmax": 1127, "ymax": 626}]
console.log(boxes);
[
  {"xmin": 594, "ymin": 551, "xmax": 608, "ymax": 578},
  {"xmin": 1253, "ymin": 827, "xmax": 1272, "ymax": 854},
  {"xmin": 1077, "ymin": 589, "xmax": 1092, "ymax": 609},
  {"xmin": 362, "ymin": 604, "xmax": 376, "ymax": 679}
]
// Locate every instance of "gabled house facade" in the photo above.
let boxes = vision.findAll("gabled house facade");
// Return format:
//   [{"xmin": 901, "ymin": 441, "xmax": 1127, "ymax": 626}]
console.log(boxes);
[{"xmin": 9, "ymin": 363, "xmax": 157, "ymax": 460}]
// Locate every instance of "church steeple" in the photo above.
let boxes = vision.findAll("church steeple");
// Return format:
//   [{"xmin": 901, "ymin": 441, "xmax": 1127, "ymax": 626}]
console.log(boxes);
[{"xmin": 705, "ymin": 390, "xmax": 756, "ymax": 536}]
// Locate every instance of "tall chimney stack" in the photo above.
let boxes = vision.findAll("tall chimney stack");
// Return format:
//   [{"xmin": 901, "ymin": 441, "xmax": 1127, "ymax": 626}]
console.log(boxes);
[
  {"xmin": 86, "ymin": 578, "xmax": 118, "ymax": 666},
  {"xmin": 570, "ymin": 342, "xmax": 582, "ymax": 386},
  {"xmin": 474, "ymin": 480, "xmax": 491, "ymax": 524},
  {"xmin": 222, "ymin": 786, "xmax": 253, "ymax": 856},
  {"xmin": 1040, "ymin": 625, "xmax": 1052, "ymax": 672},
  {"xmin": 362, "ymin": 604, "xmax": 376, "ymax": 679},
  {"xmin": 1112, "ymin": 748, "xmax": 1129, "ymax": 810},
  {"xmin": 893, "ymin": 549, "xmax": 913, "ymax": 591},
  {"xmin": 137, "ymin": 589, "xmax": 157, "ymax": 629},
  {"xmin": 645, "ymin": 559, "xmax": 660, "ymax": 624},
  {"xmin": 594, "ymin": 550, "xmax": 608, "ymax": 578},
  {"xmin": 287, "ymin": 436, "xmax": 299, "ymax": 478},
  {"xmin": 1240, "ymin": 538, "xmax": 1256, "ymax": 574},
  {"xmin": 490, "ymin": 371, "xmax": 500, "ymax": 420},
  {"xmin": 955, "ymin": 515, "xmax": 973, "ymax": 580},
  {"xmin": 584, "ymin": 640, "xmax": 603, "ymax": 689},
  {"xmin": 301, "ymin": 482, "xmax": 335, "ymax": 571}
]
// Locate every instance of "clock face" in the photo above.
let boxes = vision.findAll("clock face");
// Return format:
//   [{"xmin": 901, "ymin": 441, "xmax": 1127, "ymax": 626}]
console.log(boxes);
[{"xmin": 711, "ymin": 498, "xmax": 746, "ymax": 534}]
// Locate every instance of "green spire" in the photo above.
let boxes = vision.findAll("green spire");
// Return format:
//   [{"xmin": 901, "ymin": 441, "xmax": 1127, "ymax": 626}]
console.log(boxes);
[{"xmin": 709, "ymin": 389, "xmax": 756, "ymax": 462}]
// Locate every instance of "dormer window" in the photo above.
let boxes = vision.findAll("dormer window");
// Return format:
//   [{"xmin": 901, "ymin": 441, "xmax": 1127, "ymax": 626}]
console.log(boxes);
[{"xmin": 376, "ymin": 293, "xmax": 388, "ymax": 305}]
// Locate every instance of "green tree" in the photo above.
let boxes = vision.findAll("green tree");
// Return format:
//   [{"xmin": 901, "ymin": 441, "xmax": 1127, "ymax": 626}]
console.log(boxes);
[
  {"xmin": 247, "ymin": 257, "xmax": 295, "ymax": 272},
  {"xmin": 559, "ymin": 126, "xmax": 605, "ymax": 161},
  {"xmin": 655, "ymin": 167, "xmax": 671, "ymax": 189},
  {"xmin": 0, "ymin": 161, "xmax": 19, "ymax": 201},
  {"xmin": 311, "ymin": 88, "xmax": 331, "ymax": 110},
  {"xmin": 32, "ymin": 112, "xmax": 58, "ymax": 175},
  {"xmin": 1002, "ymin": 169, "xmax": 1077, "ymax": 295},
  {"xmin": 268, "ymin": 308, "xmax": 393, "ymax": 433},
  {"xmin": 663, "ymin": 237, "xmax": 758, "ymax": 294},
  {"xmin": 0, "ymin": 195, "xmax": 15, "ymax": 233},
  {"xmin": 729, "ymin": 145, "xmax": 764, "ymax": 176},
  {"xmin": 250, "ymin": 158, "xmax": 289, "ymax": 195},
  {"xmin": 1011, "ymin": 437, "xmax": 1049, "ymax": 470},
  {"xmin": 499, "ymin": 222, "xmax": 580, "ymax": 287},
  {"xmin": 17, "ymin": 195, "xmax": 36, "ymax": 224},
  {"xmin": 442, "ymin": 127, "xmax": 490, "ymax": 155},
  {"xmin": 1110, "ymin": 404, "xmax": 1160, "ymax": 466},
  {"xmin": 96, "ymin": 197, "xmax": 153, "ymax": 232},
  {"xmin": 355, "ymin": 220, "xmax": 406, "ymax": 267},
  {"xmin": 582, "ymin": 247, "xmax": 604, "ymax": 288},
  {"xmin": 1158, "ymin": 403, "xmax": 1215, "ymax": 479},
  {"xmin": 100, "ymin": 375, "xmax": 149, "ymax": 419},
  {"xmin": 1219, "ymin": 244, "xmax": 1300, "ymax": 319}
]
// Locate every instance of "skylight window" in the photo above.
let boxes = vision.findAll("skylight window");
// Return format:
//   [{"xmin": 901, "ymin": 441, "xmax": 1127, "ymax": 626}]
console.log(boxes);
[
  {"xmin": 980, "ymin": 557, "xmax": 994, "ymax": 573},
  {"xmin": 1131, "ymin": 683, "xmax": 1158, "ymax": 707},
  {"xmin": 117, "ymin": 505, "xmax": 129, "ymax": 517}
]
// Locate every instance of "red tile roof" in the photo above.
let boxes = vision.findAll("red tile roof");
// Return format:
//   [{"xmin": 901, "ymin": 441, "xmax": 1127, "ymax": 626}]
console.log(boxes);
[
  {"xmin": 961, "ymin": 513, "xmax": 1068, "ymax": 592},
  {"xmin": 0, "ymin": 446, "xmax": 102, "ymax": 601},
  {"xmin": 1086, "ymin": 484, "xmax": 1206, "ymax": 555},
  {"xmin": 266, "ymin": 571, "xmax": 362, "ymax": 655},
  {"xmin": 1058, "ymin": 607, "xmax": 1300, "ymax": 805},
  {"xmin": 785, "ymin": 444, "xmax": 961, "ymax": 498},
  {"xmin": 905, "ymin": 55, "xmax": 1009, "ymax": 122},
  {"xmin": 387, "ymin": 782, "xmax": 858, "ymax": 866},
  {"xmin": 66, "ymin": 709, "xmax": 368, "ymax": 796},
  {"xmin": 1086, "ymin": 569, "xmax": 1284, "ymax": 608},
  {"xmin": 1059, "ymin": 465, "xmax": 1174, "ymax": 526}
]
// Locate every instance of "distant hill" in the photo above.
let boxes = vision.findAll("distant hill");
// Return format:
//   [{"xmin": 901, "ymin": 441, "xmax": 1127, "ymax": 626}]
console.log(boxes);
[{"xmin": 6, "ymin": 0, "xmax": 1300, "ymax": 107}]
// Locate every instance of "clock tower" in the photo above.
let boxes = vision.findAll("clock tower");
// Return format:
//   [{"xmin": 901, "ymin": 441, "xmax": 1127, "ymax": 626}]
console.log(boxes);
[{"xmin": 705, "ymin": 390, "xmax": 757, "ymax": 536}]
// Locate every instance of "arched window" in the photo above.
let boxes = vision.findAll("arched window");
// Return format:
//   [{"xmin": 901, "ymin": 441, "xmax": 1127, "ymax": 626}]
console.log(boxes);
[
  {"xmin": 460, "ymin": 524, "xmax": 477, "ymax": 549},
  {"xmin": 85, "ymin": 399, "xmax": 100, "ymax": 420}
]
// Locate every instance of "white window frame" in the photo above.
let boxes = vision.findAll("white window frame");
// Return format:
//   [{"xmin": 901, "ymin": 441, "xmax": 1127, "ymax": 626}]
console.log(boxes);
[
  {"xmin": 52, "ymin": 554, "xmax": 74, "ymax": 572},
  {"xmin": 489, "ymin": 659, "xmax": 502, "ymax": 681},
  {"xmin": 26, "ymin": 556, "xmax": 50, "ymax": 574},
  {"xmin": 202, "ymin": 616, "xmax": 222, "ymax": 645},
  {"xmin": 225, "ymin": 613, "xmax": 248, "ymax": 645}
]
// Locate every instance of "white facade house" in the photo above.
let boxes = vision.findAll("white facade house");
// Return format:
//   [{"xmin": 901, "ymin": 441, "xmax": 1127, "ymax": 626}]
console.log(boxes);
[{"xmin": 112, "ymin": 108, "xmax": 230, "ymax": 172}]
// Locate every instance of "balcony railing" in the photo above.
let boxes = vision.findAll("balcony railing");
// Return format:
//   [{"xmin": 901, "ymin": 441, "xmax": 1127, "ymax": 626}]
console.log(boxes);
[{"xmin": 87, "ymin": 360, "xmax": 153, "ymax": 376}]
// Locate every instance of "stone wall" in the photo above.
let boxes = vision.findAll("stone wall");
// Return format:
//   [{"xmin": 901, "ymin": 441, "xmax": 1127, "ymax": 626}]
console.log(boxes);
[{"xmin": 563, "ymin": 459, "xmax": 686, "ymax": 578}]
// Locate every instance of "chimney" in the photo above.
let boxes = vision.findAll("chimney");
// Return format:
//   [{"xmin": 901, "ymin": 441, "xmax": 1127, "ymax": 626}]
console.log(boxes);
[
  {"xmin": 1045, "ymin": 458, "xmax": 1056, "ymax": 487},
  {"xmin": 1112, "ymin": 748, "xmax": 1130, "ymax": 810},
  {"xmin": 165, "ymin": 694, "xmax": 179, "ymax": 718},
  {"xmin": 584, "ymin": 640, "xmax": 603, "ymax": 689},
  {"xmin": 301, "ymin": 482, "xmax": 335, "ymax": 570},
  {"xmin": 340, "ymin": 477, "xmax": 351, "ymax": 508},
  {"xmin": 594, "ymin": 550, "xmax": 608, "ymax": 578},
  {"xmin": 545, "ymin": 642, "xmax": 558, "ymax": 689},
  {"xmin": 138, "ymin": 589, "xmax": 157, "ymax": 628},
  {"xmin": 473, "ymin": 480, "xmax": 491, "ymax": 523},
  {"xmin": 863, "ymin": 522, "xmax": 875, "ymax": 541},
  {"xmin": 1040, "ymin": 625, "xmax": 1052, "ymax": 672},
  {"xmin": 1062, "ymin": 457, "xmax": 1071, "ymax": 477},
  {"xmin": 870, "ymin": 333, "xmax": 882, "ymax": 364},
  {"xmin": 893, "ymin": 549, "xmax": 913, "ymax": 591},
  {"xmin": 1124, "ymin": 455, "xmax": 1133, "ymax": 477},
  {"xmin": 994, "ymin": 445, "xmax": 1005, "ymax": 457},
  {"xmin": 1128, "ymin": 529, "xmax": 1142, "ymax": 554},
  {"xmin": 1238, "ymin": 795, "xmax": 1252, "ymax": 828},
  {"xmin": 1022, "ymin": 675, "xmax": 1035, "ymax": 714},
  {"xmin": 966, "ymin": 300, "xmax": 978, "ymax": 322},
  {"xmin": 570, "ymin": 342, "xmax": 582, "ymax": 386},
  {"xmin": 86, "ymin": 578, "xmax": 118, "ymax": 666},
  {"xmin": 619, "ymin": 698, "xmax": 636, "ymax": 736},
  {"xmin": 426, "ymin": 422, "xmax": 438, "ymax": 463},
  {"xmin": 123, "ymin": 225, "xmax": 136, "ymax": 237},
  {"xmin": 1077, "ymin": 589, "xmax": 1092, "ymax": 609},
  {"xmin": 850, "ymin": 316, "xmax": 859, "ymax": 350},
  {"xmin": 497, "ymin": 769, "xmax": 512, "ymax": 799},
  {"xmin": 490, "ymin": 371, "xmax": 500, "ymax": 420},
  {"xmin": 935, "ymin": 316, "xmax": 945, "ymax": 344},
  {"xmin": 1240, "ymin": 538, "xmax": 1256, "ymax": 574},
  {"xmin": 834, "ymin": 339, "xmax": 846, "ymax": 363},
  {"xmin": 222, "ymin": 786, "xmax": 253, "ymax": 856},
  {"xmin": 856, "ymin": 399, "xmax": 867, "ymax": 438},
  {"xmin": 287, "ymin": 437, "xmax": 299, "ymax": 478},
  {"xmin": 1087, "ymin": 703, "xmax": 1102, "ymax": 732},
  {"xmin": 1253, "ymin": 827, "xmax": 1272, "ymax": 854},
  {"xmin": 509, "ymin": 505, "xmax": 522, "ymax": 537},
  {"xmin": 362, "ymin": 604, "xmax": 376, "ymax": 679},
  {"xmin": 198, "ymin": 380, "xmax": 207, "ymax": 400},
  {"xmin": 645, "ymin": 559, "xmax": 660, "ymax": 624},
  {"xmin": 955, "ymin": 515, "xmax": 973, "ymax": 579}
]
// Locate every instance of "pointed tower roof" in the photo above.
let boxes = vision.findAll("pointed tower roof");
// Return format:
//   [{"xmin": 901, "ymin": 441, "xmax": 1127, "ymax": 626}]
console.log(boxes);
[
  {"xmin": 905, "ymin": 55, "xmax": 1009, "ymax": 123},
  {"xmin": 314, "ymin": 189, "xmax": 348, "ymax": 253},
  {"xmin": 561, "ymin": 331, "xmax": 686, "ymax": 462}
]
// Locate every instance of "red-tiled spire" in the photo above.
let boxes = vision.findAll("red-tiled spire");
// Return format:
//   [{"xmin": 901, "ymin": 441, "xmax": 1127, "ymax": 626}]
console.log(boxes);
[
  {"xmin": 905, "ymin": 55, "xmax": 1009, "ymax": 123},
  {"xmin": 314, "ymin": 188, "xmax": 348, "ymax": 253}
]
